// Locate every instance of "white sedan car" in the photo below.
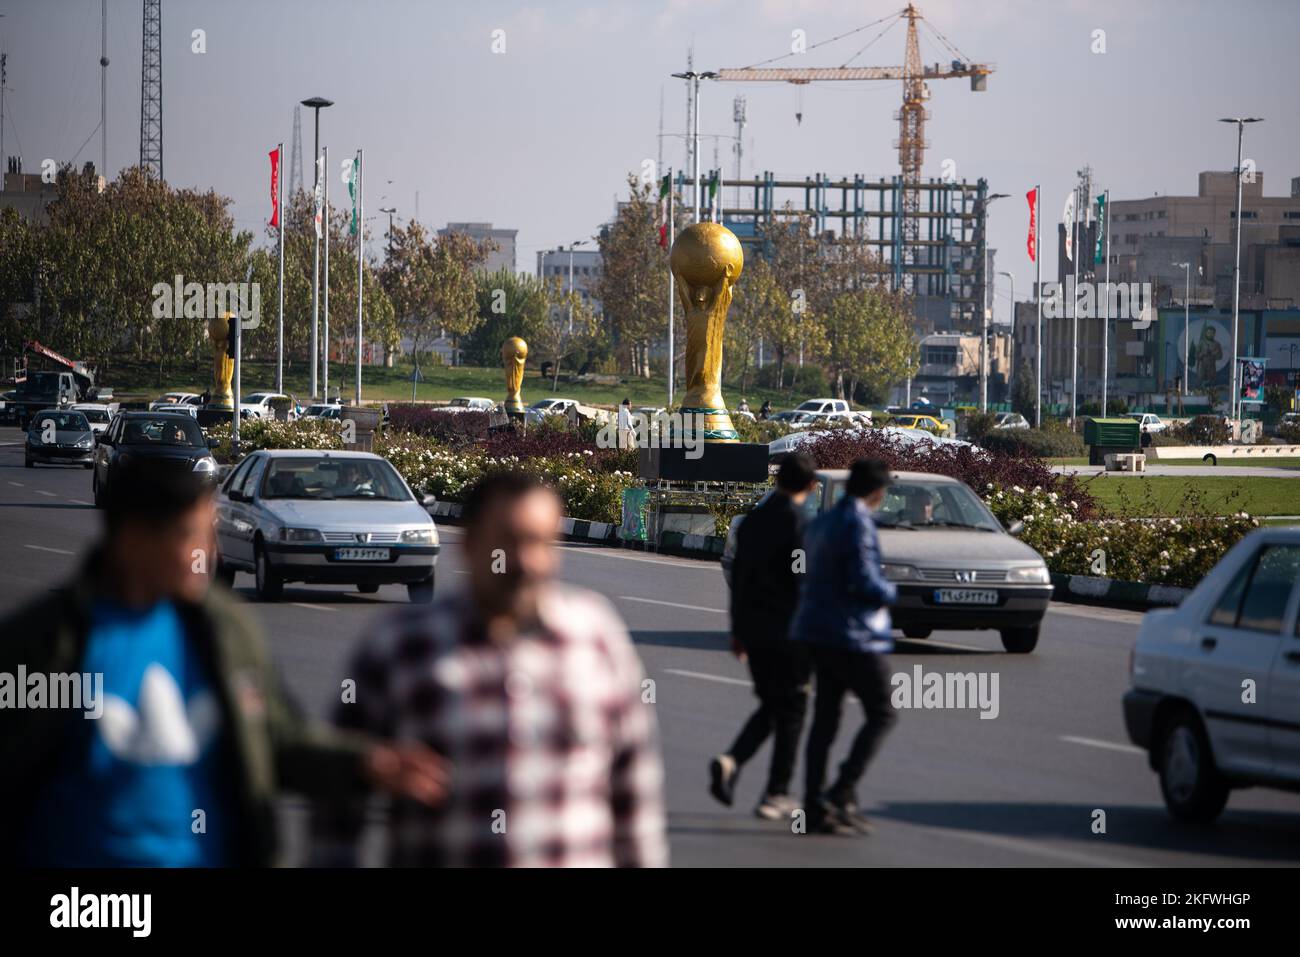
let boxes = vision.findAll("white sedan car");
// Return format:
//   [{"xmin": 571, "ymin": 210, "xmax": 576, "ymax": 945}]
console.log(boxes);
[
  {"xmin": 215, "ymin": 449, "xmax": 439, "ymax": 603},
  {"xmin": 1124, "ymin": 527, "xmax": 1300, "ymax": 823}
]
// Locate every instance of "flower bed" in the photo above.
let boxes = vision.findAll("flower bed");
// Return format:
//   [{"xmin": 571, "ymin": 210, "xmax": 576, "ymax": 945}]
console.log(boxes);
[{"xmin": 983, "ymin": 484, "xmax": 1257, "ymax": 588}]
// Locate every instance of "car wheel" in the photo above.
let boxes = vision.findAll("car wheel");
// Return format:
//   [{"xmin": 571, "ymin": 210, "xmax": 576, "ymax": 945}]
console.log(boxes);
[
  {"xmin": 902, "ymin": 627, "xmax": 932, "ymax": 640},
  {"xmin": 254, "ymin": 541, "xmax": 284, "ymax": 601},
  {"xmin": 356, "ymin": 583, "xmax": 380, "ymax": 594},
  {"xmin": 92, "ymin": 473, "xmax": 105, "ymax": 507},
  {"xmin": 1157, "ymin": 710, "xmax": 1229, "ymax": 825},
  {"xmin": 1202, "ymin": 453, "xmax": 1217, "ymax": 466},
  {"xmin": 999, "ymin": 625, "xmax": 1039, "ymax": 653},
  {"xmin": 407, "ymin": 574, "xmax": 435, "ymax": 604}
]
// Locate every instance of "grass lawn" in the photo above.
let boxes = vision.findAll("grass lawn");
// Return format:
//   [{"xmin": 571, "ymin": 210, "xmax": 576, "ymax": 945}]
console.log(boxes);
[
  {"xmin": 102, "ymin": 358, "xmax": 812, "ymax": 410},
  {"xmin": 1080, "ymin": 475, "xmax": 1300, "ymax": 518}
]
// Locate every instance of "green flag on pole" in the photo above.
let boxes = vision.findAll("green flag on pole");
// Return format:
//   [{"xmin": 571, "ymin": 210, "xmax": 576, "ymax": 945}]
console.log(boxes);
[
  {"xmin": 1094, "ymin": 193, "xmax": 1106, "ymax": 264},
  {"xmin": 348, "ymin": 157, "xmax": 360, "ymax": 236}
]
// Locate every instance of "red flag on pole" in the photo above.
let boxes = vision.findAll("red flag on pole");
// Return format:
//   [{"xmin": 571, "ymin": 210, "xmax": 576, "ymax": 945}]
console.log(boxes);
[
  {"xmin": 269, "ymin": 147, "xmax": 281, "ymax": 228},
  {"xmin": 1026, "ymin": 187, "xmax": 1037, "ymax": 262}
]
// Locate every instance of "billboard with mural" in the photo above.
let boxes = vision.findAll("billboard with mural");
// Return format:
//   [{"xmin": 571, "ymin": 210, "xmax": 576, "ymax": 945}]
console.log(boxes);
[{"xmin": 1168, "ymin": 316, "xmax": 1232, "ymax": 390}]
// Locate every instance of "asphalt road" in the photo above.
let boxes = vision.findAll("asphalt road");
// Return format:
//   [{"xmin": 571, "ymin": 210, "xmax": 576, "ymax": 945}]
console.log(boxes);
[{"xmin": 2, "ymin": 426, "xmax": 1298, "ymax": 867}]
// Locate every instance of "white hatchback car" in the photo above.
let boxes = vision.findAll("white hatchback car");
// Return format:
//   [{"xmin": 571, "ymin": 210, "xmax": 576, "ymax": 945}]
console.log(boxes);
[{"xmin": 1124, "ymin": 527, "xmax": 1300, "ymax": 823}]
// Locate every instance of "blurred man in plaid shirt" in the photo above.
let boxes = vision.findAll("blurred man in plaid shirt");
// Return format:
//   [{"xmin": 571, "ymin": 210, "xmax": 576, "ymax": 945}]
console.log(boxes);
[{"xmin": 314, "ymin": 472, "xmax": 667, "ymax": 867}]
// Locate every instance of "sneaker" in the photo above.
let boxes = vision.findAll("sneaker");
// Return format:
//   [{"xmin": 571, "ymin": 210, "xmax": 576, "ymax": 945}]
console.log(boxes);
[
  {"xmin": 806, "ymin": 800, "xmax": 857, "ymax": 836},
  {"xmin": 827, "ymin": 798, "xmax": 875, "ymax": 836},
  {"xmin": 755, "ymin": 793, "xmax": 800, "ymax": 820},
  {"xmin": 709, "ymin": 754, "xmax": 738, "ymax": 807}
]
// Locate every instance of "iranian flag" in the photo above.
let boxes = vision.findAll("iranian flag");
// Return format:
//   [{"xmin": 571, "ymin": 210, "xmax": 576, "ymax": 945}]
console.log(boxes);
[
  {"xmin": 1062, "ymin": 189, "xmax": 1076, "ymax": 262},
  {"xmin": 269, "ymin": 147, "xmax": 281, "ymax": 229},
  {"xmin": 658, "ymin": 172, "xmax": 671, "ymax": 247},
  {"xmin": 313, "ymin": 155, "xmax": 325, "ymax": 238},
  {"xmin": 1025, "ymin": 187, "xmax": 1037, "ymax": 262}
]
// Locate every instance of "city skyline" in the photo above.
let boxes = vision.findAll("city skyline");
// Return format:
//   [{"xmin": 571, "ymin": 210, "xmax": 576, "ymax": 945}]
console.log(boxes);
[{"xmin": 2, "ymin": 0, "xmax": 1297, "ymax": 314}]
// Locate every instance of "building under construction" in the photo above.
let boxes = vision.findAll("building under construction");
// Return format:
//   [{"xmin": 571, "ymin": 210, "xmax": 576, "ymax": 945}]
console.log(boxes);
[{"xmin": 677, "ymin": 170, "xmax": 992, "ymax": 330}]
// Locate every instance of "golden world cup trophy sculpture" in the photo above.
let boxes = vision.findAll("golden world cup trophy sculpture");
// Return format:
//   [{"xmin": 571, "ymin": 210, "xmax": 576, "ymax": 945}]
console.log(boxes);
[
  {"xmin": 207, "ymin": 313, "xmax": 235, "ymax": 410},
  {"xmin": 671, "ymin": 222, "xmax": 744, "ymax": 443},
  {"xmin": 502, "ymin": 336, "xmax": 528, "ymax": 417}
]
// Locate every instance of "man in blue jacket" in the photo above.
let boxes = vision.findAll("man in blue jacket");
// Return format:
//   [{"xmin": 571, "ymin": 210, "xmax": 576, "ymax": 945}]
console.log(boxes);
[{"xmin": 789, "ymin": 458, "xmax": 898, "ymax": 835}]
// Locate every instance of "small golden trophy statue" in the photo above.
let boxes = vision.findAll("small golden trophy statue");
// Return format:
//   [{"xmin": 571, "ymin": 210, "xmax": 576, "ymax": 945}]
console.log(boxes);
[
  {"xmin": 502, "ymin": 336, "xmax": 528, "ymax": 416},
  {"xmin": 671, "ymin": 222, "xmax": 744, "ymax": 443},
  {"xmin": 207, "ymin": 313, "xmax": 235, "ymax": 410}
]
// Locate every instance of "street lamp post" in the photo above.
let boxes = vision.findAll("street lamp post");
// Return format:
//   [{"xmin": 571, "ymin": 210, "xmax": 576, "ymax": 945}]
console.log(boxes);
[
  {"xmin": 981, "ymin": 193, "xmax": 1009, "ymax": 412},
  {"xmin": 671, "ymin": 70, "xmax": 717, "ymax": 222},
  {"xmin": 567, "ymin": 239, "xmax": 589, "ymax": 334},
  {"xmin": 999, "ymin": 269, "xmax": 1015, "ymax": 405},
  {"xmin": 1174, "ymin": 262, "xmax": 1190, "ymax": 396},
  {"xmin": 302, "ymin": 96, "xmax": 333, "ymax": 400},
  {"xmin": 379, "ymin": 207, "xmax": 396, "ymax": 259},
  {"xmin": 1219, "ymin": 116, "xmax": 1263, "ymax": 425}
]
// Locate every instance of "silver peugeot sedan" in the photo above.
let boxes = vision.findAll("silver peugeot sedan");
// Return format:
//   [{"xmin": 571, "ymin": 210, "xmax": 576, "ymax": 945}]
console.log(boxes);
[
  {"xmin": 214, "ymin": 449, "xmax": 439, "ymax": 603},
  {"xmin": 722, "ymin": 469, "xmax": 1053, "ymax": 653}
]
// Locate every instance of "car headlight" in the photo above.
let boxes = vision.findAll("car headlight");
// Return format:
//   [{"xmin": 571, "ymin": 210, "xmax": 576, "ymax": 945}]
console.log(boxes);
[
  {"xmin": 281, "ymin": 527, "xmax": 323, "ymax": 542},
  {"xmin": 1007, "ymin": 564, "xmax": 1051, "ymax": 584},
  {"xmin": 77, "ymin": 435, "xmax": 93, "ymax": 448},
  {"xmin": 192, "ymin": 456, "xmax": 217, "ymax": 473},
  {"xmin": 881, "ymin": 563, "xmax": 920, "ymax": 581},
  {"xmin": 401, "ymin": 527, "xmax": 434, "ymax": 544}
]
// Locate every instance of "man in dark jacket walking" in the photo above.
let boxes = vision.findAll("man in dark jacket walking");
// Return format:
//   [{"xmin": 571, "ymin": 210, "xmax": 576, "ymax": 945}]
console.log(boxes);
[
  {"xmin": 789, "ymin": 457, "xmax": 897, "ymax": 835},
  {"xmin": 710, "ymin": 453, "xmax": 818, "ymax": 820}
]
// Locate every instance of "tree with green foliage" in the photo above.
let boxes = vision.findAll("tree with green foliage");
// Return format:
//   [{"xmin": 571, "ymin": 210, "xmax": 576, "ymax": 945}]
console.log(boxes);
[
  {"xmin": 818, "ymin": 286, "xmax": 915, "ymax": 404},
  {"xmin": 1011, "ymin": 360, "xmax": 1037, "ymax": 421},
  {"xmin": 461, "ymin": 269, "xmax": 551, "ymax": 367}
]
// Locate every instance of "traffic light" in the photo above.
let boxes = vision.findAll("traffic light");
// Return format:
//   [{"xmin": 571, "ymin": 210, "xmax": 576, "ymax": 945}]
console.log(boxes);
[{"xmin": 224, "ymin": 314, "xmax": 238, "ymax": 360}]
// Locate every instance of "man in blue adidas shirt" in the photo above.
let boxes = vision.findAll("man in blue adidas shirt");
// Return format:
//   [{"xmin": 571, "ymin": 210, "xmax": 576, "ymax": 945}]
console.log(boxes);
[
  {"xmin": 1, "ymin": 456, "xmax": 447, "ymax": 866},
  {"xmin": 789, "ymin": 457, "xmax": 899, "ymax": 836}
]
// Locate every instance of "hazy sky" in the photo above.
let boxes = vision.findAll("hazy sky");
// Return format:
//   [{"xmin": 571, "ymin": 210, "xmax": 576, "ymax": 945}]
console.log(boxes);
[{"xmin": 4, "ymin": 0, "xmax": 1298, "ymax": 321}]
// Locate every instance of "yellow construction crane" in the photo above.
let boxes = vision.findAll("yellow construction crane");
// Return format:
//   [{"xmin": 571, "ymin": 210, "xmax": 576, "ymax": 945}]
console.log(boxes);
[{"xmin": 716, "ymin": 3, "xmax": 993, "ymax": 288}]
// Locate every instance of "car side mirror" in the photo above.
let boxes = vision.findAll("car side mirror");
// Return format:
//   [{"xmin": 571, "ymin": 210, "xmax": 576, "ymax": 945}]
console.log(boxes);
[
  {"xmin": 421, "ymin": 493, "xmax": 437, "ymax": 507},
  {"xmin": 207, "ymin": 437, "xmax": 220, "ymax": 448},
  {"xmin": 1005, "ymin": 519, "xmax": 1025, "ymax": 536},
  {"xmin": 228, "ymin": 489, "xmax": 247, "ymax": 503}
]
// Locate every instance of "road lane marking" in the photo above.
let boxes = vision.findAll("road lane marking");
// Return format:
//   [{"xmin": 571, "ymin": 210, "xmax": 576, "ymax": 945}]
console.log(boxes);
[
  {"xmin": 24, "ymin": 544, "xmax": 74, "ymax": 555},
  {"xmin": 905, "ymin": 821, "xmax": 1137, "ymax": 868},
  {"xmin": 290, "ymin": 602, "xmax": 335, "ymax": 612},
  {"xmin": 36, "ymin": 490, "xmax": 56, "ymax": 497},
  {"xmin": 7, "ymin": 481, "xmax": 23, "ymax": 487},
  {"xmin": 1061, "ymin": 735, "xmax": 1144, "ymax": 755},
  {"xmin": 619, "ymin": 595, "xmax": 725, "ymax": 614},
  {"xmin": 1047, "ymin": 603, "xmax": 1144, "ymax": 625},
  {"xmin": 69, "ymin": 499, "xmax": 92, "ymax": 505},
  {"xmin": 561, "ymin": 543, "xmax": 721, "ymax": 571},
  {"xmin": 664, "ymin": 668, "xmax": 749, "ymax": 687}
]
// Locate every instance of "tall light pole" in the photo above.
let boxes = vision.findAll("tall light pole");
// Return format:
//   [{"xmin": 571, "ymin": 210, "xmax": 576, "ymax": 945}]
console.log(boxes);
[
  {"xmin": 1220, "ymin": 116, "xmax": 1262, "ymax": 425},
  {"xmin": 672, "ymin": 70, "xmax": 717, "ymax": 221},
  {"xmin": 1174, "ymin": 262, "xmax": 1190, "ymax": 396},
  {"xmin": 981, "ymin": 193, "xmax": 1008, "ymax": 412},
  {"xmin": 567, "ymin": 239, "xmax": 589, "ymax": 333},
  {"xmin": 302, "ymin": 97, "xmax": 333, "ymax": 400},
  {"xmin": 999, "ymin": 269, "xmax": 1015, "ymax": 403},
  {"xmin": 379, "ymin": 206, "xmax": 396, "ymax": 259}
]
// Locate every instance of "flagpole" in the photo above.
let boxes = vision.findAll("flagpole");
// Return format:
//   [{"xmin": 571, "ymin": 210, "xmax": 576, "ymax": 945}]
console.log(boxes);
[
  {"xmin": 1035, "ymin": 185, "xmax": 1042, "ymax": 428},
  {"xmin": 1101, "ymin": 189, "xmax": 1110, "ymax": 415},
  {"xmin": 668, "ymin": 169, "xmax": 676, "ymax": 409},
  {"xmin": 1071, "ymin": 184, "xmax": 1080, "ymax": 426},
  {"xmin": 355, "ymin": 149, "xmax": 364, "ymax": 407},
  {"xmin": 322, "ymin": 145, "xmax": 330, "ymax": 403},
  {"xmin": 276, "ymin": 143, "xmax": 285, "ymax": 395}
]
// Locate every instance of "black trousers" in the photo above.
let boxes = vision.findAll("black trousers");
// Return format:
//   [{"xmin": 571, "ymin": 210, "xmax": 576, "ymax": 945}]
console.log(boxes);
[
  {"xmin": 803, "ymin": 645, "xmax": 897, "ymax": 807},
  {"xmin": 726, "ymin": 640, "xmax": 811, "ymax": 796}
]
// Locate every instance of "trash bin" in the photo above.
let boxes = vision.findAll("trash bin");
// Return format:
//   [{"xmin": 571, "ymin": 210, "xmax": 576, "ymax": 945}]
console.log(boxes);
[{"xmin": 340, "ymin": 406, "xmax": 382, "ymax": 452}]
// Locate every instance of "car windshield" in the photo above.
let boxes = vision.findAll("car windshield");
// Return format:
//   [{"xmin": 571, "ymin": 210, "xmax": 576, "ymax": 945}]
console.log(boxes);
[
  {"xmin": 30, "ymin": 412, "xmax": 88, "ymax": 432},
  {"xmin": 873, "ymin": 480, "xmax": 1001, "ymax": 531},
  {"xmin": 121, "ymin": 417, "xmax": 206, "ymax": 447},
  {"xmin": 796, "ymin": 401, "xmax": 825, "ymax": 411},
  {"xmin": 77, "ymin": 408, "xmax": 110, "ymax": 423},
  {"xmin": 449, "ymin": 398, "xmax": 474, "ymax": 407},
  {"xmin": 261, "ymin": 456, "xmax": 410, "ymax": 501}
]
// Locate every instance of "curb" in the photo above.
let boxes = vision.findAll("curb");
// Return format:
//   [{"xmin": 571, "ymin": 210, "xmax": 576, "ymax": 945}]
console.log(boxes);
[{"xmin": 1049, "ymin": 572, "xmax": 1189, "ymax": 610}]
